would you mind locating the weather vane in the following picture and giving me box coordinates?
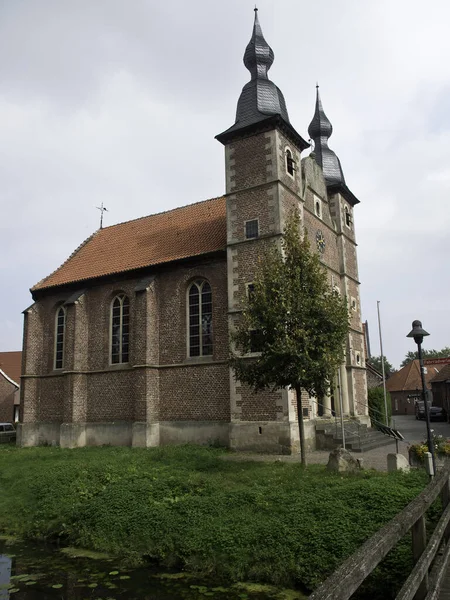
[96,202,108,229]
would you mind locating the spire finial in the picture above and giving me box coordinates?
[243,8,274,80]
[216,8,309,152]
[308,86,346,187]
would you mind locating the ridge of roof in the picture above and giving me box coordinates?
[386,359,443,392]
[32,196,227,293]
[100,195,225,232]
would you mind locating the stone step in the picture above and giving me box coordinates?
[315,420,395,452]
[346,435,394,453]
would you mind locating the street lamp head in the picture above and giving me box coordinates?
[406,320,430,346]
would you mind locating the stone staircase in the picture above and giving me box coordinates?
[315,419,394,453]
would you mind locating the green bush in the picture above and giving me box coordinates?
[368,386,392,426]
[0,445,427,598]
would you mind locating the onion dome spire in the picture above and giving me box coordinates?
[308,85,346,187]
[243,8,275,81]
[216,9,308,151]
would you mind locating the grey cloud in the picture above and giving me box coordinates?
[1,0,450,368]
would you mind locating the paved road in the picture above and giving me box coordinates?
[390,414,450,445]
[224,416,450,472]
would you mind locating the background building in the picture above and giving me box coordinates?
[386,358,448,415]
[0,351,21,423]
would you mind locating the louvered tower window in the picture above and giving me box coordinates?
[285,148,295,176]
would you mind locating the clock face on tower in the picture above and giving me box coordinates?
[316,229,326,254]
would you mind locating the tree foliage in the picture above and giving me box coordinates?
[367,355,396,377]
[230,211,350,464]
[400,347,450,368]
[367,386,392,426]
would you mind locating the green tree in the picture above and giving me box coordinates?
[230,212,350,466]
[400,347,450,368]
[367,355,396,377]
[367,387,392,426]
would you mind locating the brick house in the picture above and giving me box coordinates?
[430,361,450,419]
[386,358,445,416]
[0,351,22,423]
[19,11,368,452]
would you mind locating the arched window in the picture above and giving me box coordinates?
[285,148,295,176]
[344,206,352,228]
[188,280,213,357]
[54,306,66,369]
[110,294,130,364]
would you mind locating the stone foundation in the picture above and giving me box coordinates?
[16,419,319,454]
[230,420,316,454]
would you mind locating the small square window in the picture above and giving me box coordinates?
[245,219,259,239]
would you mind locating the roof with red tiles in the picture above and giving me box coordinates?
[33,197,227,292]
[430,363,450,384]
[386,359,443,393]
[0,351,22,387]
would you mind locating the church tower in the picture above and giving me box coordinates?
[216,10,311,453]
[307,87,368,420]
[216,11,368,452]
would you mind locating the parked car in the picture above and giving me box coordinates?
[415,402,447,421]
[0,423,16,443]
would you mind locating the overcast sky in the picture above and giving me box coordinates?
[1,0,449,368]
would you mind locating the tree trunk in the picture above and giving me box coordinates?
[295,384,307,467]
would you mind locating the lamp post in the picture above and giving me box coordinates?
[406,320,436,475]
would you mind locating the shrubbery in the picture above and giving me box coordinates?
[0,445,428,598]
[368,386,392,426]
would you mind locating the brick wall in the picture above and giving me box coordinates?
[0,376,16,422]
[160,364,229,421]
[23,253,230,436]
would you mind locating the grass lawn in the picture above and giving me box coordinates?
[0,444,429,596]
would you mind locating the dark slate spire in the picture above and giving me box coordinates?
[216,10,308,150]
[243,8,275,81]
[308,85,346,187]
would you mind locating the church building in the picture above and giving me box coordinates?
[19,11,368,452]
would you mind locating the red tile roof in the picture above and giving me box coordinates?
[33,197,227,291]
[0,351,22,386]
[430,363,450,384]
[386,359,443,393]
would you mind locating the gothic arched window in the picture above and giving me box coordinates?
[188,280,213,357]
[54,306,66,370]
[110,294,130,364]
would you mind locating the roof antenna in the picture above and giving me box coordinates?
[96,202,108,229]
